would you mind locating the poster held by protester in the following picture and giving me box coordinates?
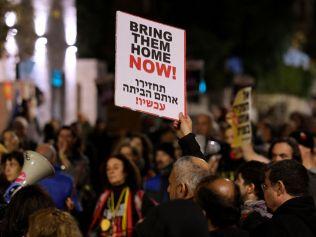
[227,87,252,148]
[115,11,186,120]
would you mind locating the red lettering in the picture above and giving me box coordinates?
[156,62,172,78]
[129,54,176,80]
[143,59,155,73]
[129,54,141,70]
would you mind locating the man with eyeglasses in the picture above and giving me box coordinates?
[243,135,316,206]
[253,159,316,237]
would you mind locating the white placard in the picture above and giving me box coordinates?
[115,11,186,120]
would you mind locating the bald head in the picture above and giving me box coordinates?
[36,144,57,165]
[196,176,241,229]
[208,178,236,202]
[168,156,210,200]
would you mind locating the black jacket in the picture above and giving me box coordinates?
[252,196,316,237]
[307,170,316,206]
[209,226,249,237]
[136,199,209,237]
[178,133,205,159]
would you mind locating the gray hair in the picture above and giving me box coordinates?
[173,156,210,195]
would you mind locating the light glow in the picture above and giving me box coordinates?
[34,12,47,36]
[5,33,18,55]
[33,0,51,36]
[35,37,47,51]
[64,45,77,124]
[5,11,17,27]
[63,5,77,45]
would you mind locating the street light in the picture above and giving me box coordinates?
[5,11,17,27]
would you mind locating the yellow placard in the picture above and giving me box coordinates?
[228,87,252,148]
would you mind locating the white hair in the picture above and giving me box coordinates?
[173,156,210,194]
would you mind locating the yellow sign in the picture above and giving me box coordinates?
[228,87,252,148]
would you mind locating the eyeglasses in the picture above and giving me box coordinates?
[261,181,280,191]
[261,183,268,191]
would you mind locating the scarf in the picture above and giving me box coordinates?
[90,187,144,237]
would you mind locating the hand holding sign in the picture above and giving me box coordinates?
[172,112,192,138]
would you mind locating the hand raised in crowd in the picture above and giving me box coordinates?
[241,142,269,164]
[172,112,192,138]
[57,139,69,155]
[66,197,75,212]
[57,139,72,169]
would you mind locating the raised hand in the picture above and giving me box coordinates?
[172,112,193,138]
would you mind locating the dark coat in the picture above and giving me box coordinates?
[252,196,316,237]
[136,199,209,237]
[209,226,249,237]
[178,133,205,159]
[307,170,316,206]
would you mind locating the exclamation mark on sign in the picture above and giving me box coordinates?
[172,67,176,80]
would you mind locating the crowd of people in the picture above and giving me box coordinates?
[0,98,316,237]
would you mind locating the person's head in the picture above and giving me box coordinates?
[2,129,20,153]
[115,140,140,162]
[235,161,266,202]
[57,126,76,150]
[104,154,140,190]
[158,127,177,144]
[95,118,107,131]
[129,133,152,158]
[43,122,57,144]
[129,133,153,174]
[168,156,210,200]
[262,160,309,212]
[155,143,175,171]
[2,151,24,182]
[195,176,241,230]
[27,207,82,237]
[70,121,83,138]
[268,137,301,163]
[290,131,314,158]
[288,112,307,133]
[36,144,57,165]
[195,113,213,136]
[2,185,55,237]
[12,116,29,138]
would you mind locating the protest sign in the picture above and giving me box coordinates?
[115,11,186,120]
[227,87,252,148]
